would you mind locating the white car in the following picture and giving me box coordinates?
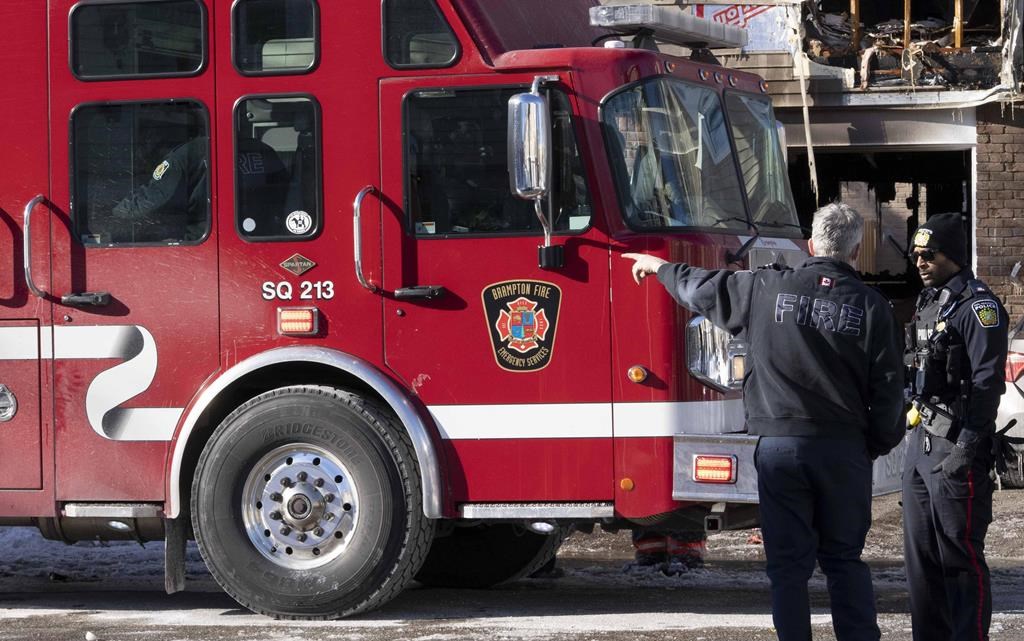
[995,309,1024,487]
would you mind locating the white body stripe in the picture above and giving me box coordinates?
[429,403,612,439]
[613,400,745,437]
[428,400,745,439]
[0,325,181,441]
[0,327,45,360]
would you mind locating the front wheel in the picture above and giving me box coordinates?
[191,386,433,619]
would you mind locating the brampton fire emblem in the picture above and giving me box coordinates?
[482,280,561,372]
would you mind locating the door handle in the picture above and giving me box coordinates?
[394,285,447,300]
[22,194,49,299]
[61,292,111,307]
[353,185,379,293]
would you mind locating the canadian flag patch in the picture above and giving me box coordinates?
[818,276,834,288]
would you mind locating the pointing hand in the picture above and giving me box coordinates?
[622,253,667,285]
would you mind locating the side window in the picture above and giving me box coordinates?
[72,101,210,246]
[70,0,205,79]
[235,96,321,241]
[233,0,318,75]
[404,87,590,237]
[383,0,458,68]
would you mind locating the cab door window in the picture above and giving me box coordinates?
[383,0,458,68]
[71,101,210,246]
[233,0,319,75]
[235,96,321,240]
[70,0,206,79]
[404,87,590,237]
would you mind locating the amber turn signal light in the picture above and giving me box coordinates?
[627,365,648,384]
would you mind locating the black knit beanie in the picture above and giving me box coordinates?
[912,213,966,267]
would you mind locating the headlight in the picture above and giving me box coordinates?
[686,316,746,392]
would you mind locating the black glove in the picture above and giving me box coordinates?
[932,441,976,477]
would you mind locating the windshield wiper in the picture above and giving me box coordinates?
[726,220,759,265]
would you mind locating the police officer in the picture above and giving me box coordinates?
[903,212,1008,641]
[624,202,905,641]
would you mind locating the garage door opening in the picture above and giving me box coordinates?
[788,149,972,319]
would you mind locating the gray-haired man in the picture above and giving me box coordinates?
[624,202,905,641]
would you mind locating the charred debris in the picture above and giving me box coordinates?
[803,0,1020,91]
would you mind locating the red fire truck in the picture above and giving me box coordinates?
[0,0,902,619]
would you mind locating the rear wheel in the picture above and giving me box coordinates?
[191,385,433,619]
[414,523,564,588]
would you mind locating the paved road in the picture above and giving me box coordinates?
[3,555,1024,641]
[4,491,1024,640]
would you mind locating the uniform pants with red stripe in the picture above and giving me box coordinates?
[903,428,993,641]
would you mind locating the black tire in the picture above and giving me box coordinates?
[414,523,564,588]
[1000,449,1024,489]
[191,386,433,619]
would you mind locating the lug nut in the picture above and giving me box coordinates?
[269,510,282,521]
[297,471,308,482]
[270,492,282,502]
[313,527,324,537]
[296,533,307,542]
[281,477,292,488]
[280,525,292,536]
[324,512,335,521]
[324,493,335,503]
[314,478,325,488]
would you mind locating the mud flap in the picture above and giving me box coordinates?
[164,517,186,595]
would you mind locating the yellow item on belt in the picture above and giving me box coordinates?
[907,405,921,428]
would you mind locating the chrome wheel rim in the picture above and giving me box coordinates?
[241,444,358,569]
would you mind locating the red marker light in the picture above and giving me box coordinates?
[278,307,319,336]
[693,455,737,484]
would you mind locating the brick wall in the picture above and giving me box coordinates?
[976,102,1024,322]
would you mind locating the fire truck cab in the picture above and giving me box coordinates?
[0,0,893,619]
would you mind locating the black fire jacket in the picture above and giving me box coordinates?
[656,256,905,457]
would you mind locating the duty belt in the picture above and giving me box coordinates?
[912,399,959,442]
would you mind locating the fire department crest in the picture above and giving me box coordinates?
[482,280,561,372]
[971,300,1000,328]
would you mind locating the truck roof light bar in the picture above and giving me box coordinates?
[589,4,748,50]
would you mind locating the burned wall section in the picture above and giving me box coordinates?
[977,103,1024,320]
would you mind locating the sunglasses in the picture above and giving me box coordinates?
[911,249,937,262]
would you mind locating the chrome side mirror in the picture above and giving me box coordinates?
[508,87,551,200]
[508,76,563,269]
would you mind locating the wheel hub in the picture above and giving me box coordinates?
[281,483,325,528]
[242,444,358,569]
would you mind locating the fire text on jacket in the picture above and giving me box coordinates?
[775,293,864,336]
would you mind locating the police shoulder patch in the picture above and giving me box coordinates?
[152,160,170,181]
[971,299,1000,328]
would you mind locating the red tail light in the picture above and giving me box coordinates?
[1006,352,1024,383]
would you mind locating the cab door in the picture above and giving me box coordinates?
[46,0,218,500]
[380,75,613,504]
[0,3,49,506]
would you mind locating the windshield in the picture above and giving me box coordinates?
[724,92,798,229]
[602,77,798,233]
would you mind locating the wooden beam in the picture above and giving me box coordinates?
[850,0,860,51]
[954,0,963,48]
[904,0,912,48]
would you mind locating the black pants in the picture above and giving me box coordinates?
[903,427,993,641]
[755,435,879,641]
